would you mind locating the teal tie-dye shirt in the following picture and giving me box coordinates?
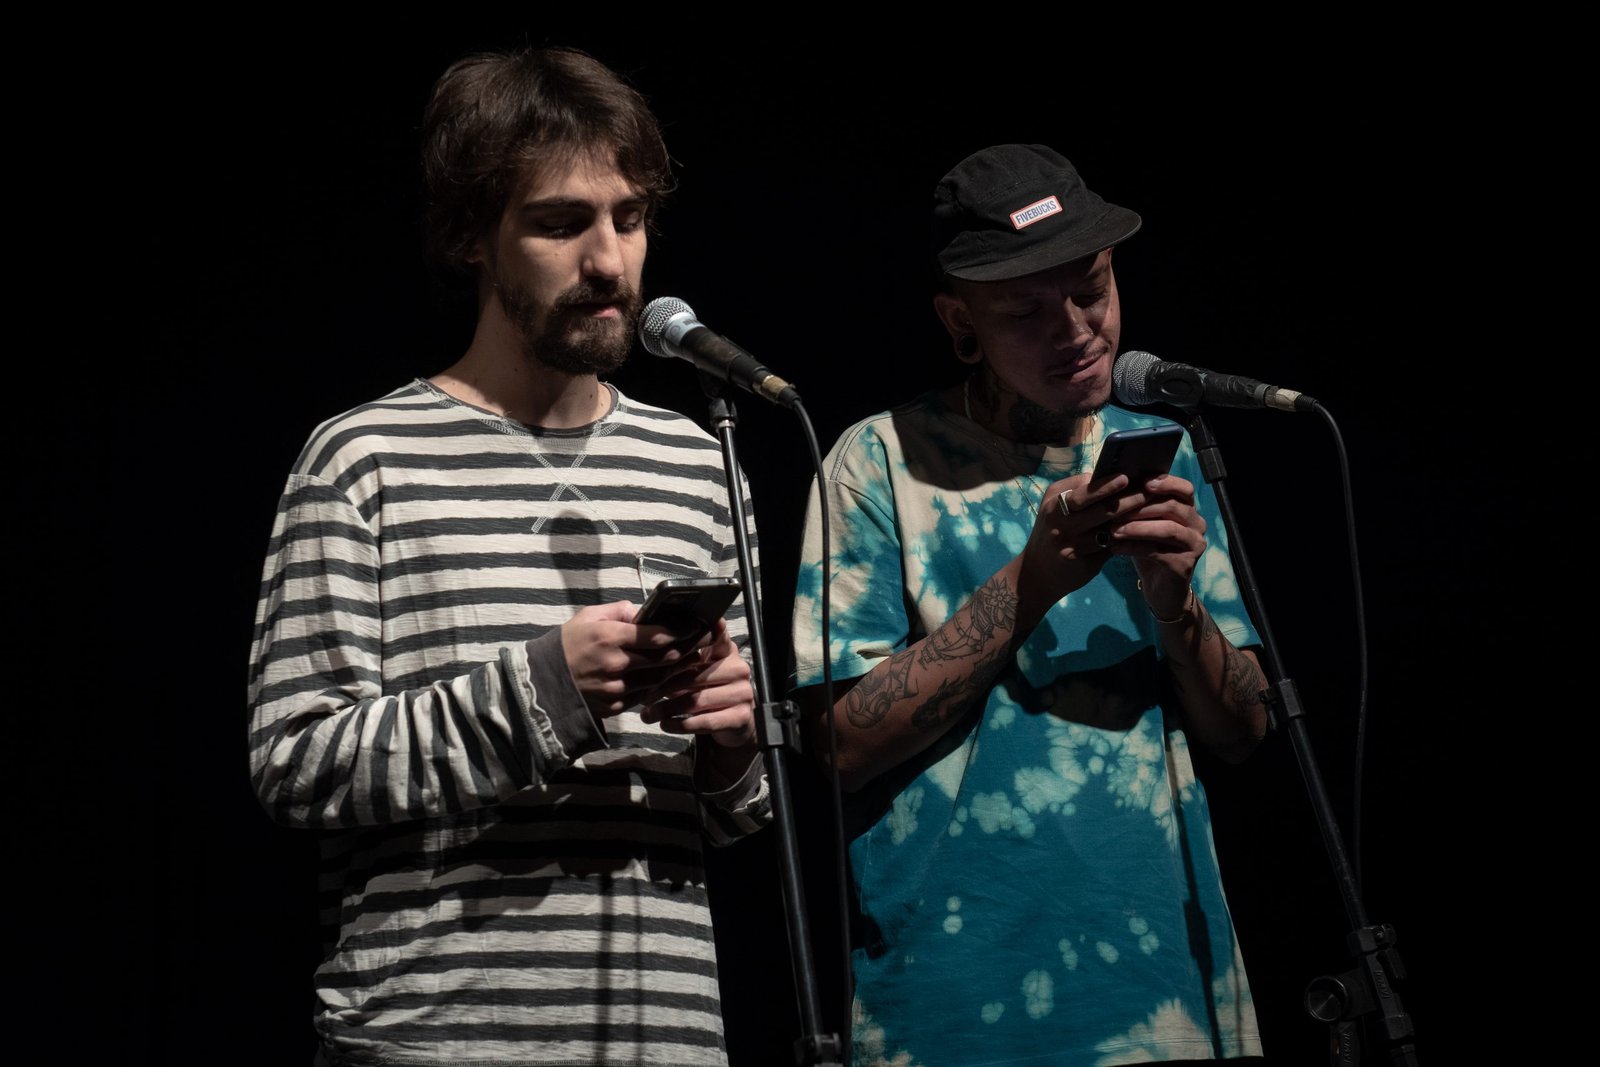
[790,392,1263,1066]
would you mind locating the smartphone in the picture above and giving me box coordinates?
[636,576,742,637]
[1090,425,1184,485]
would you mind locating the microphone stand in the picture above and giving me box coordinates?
[1170,405,1417,1066]
[700,372,842,1067]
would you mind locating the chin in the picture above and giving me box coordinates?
[1046,375,1111,418]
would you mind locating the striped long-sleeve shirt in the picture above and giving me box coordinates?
[248,379,771,1066]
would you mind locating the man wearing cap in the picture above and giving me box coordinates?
[789,145,1269,1064]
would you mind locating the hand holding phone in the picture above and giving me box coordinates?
[635,577,742,640]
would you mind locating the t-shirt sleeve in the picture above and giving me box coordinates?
[788,422,915,692]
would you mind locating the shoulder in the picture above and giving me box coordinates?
[823,393,947,478]
[604,390,732,487]
[291,380,469,482]
[608,390,720,451]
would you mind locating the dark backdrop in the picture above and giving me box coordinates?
[26,23,1521,1066]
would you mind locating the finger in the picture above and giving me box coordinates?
[650,678,753,718]
[1110,499,1203,531]
[630,660,715,707]
[1057,484,1171,533]
[1106,519,1207,554]
[704,619,735,654]
[657,704,756,738]
[612,642,704,675]
[1054,473,1127,514]
[1141,473,1195,501]
[580,600,638,623]
[614,620,707,651]
[1059,533,1116,561]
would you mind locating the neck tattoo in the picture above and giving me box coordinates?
[960,375,1100,521]
[962,376,1040,518]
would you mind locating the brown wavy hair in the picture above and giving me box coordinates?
[421,46,674,277]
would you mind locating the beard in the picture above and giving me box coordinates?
[499,277,642,376]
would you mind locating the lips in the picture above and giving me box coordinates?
[1047,348,1108,379]
[556,300,626,327]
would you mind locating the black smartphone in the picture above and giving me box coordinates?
[1090,425,1184,485]
[636,576,742,637]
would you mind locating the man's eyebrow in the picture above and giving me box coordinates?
[517,197,595,214]
[518,193,650,214]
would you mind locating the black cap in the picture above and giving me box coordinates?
[932,144,1141,282]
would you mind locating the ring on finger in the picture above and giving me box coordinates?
[1057,489,1075,516]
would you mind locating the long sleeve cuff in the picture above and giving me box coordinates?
[520,628,608,765]
[695,740,767,810]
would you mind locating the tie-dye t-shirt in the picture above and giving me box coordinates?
[790,392,1263,1066]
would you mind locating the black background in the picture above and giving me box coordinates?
[24,21,1530,1066]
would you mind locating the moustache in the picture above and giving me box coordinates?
[550,281,641,319]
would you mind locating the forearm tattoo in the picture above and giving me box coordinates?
[1222,639,1266,710]
[1168,605,1221,676]
[844,649,917,729]
[844,577,1019,732]
[917,580,1017,666]
[1169,603,1265,712]
[911,642,1010,730]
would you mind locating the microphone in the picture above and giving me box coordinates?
[638,297,801,408]
[1112,350,1316,413]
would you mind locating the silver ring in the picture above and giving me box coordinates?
[1057,490,1074,516]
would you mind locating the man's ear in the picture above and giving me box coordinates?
[933,291,981,364]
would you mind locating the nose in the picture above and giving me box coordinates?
[1052,300,1094,349]
[581,220,626,282]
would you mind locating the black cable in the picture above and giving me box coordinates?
[792,400,852,1066]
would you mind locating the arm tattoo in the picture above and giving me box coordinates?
[911,642,1010,730]
[1169,606,1221,677]
[845,577,1018,732]
[917,579,1018,666]
[844,648,917,729]
[1222,640,1266,709]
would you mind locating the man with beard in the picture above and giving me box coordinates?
[248,47,769,1066]
[789,145,1269,1064]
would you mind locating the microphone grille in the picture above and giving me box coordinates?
[638,296,694,358]
[1111,350,1159,407]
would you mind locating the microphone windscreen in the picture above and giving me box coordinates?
[1111,350,1160,407]
[638,296,694,358]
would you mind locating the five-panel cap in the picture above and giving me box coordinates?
[932,144,1141,282]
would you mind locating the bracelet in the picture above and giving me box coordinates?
[1148,585,1196,625]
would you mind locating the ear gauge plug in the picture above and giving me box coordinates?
[956,334,980,361]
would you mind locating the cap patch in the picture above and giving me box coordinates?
[1010,195,1062,230]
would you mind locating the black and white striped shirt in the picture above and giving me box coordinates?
[248,380,770,1066]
